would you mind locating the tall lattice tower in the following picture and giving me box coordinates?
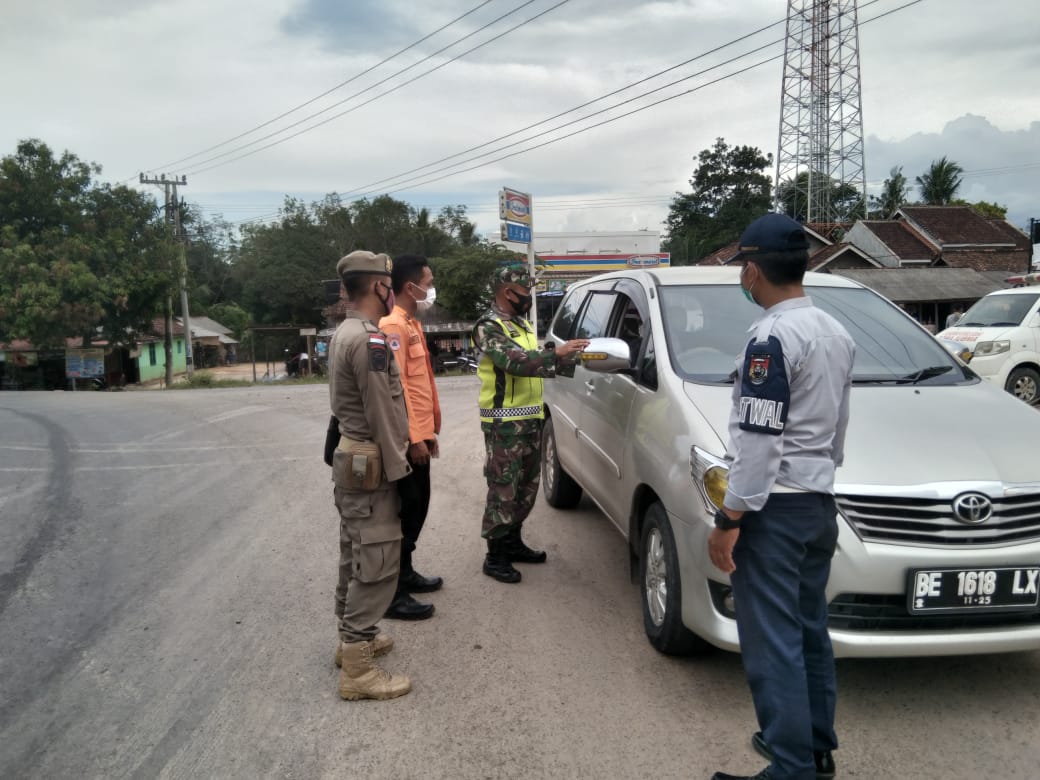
[775,0,866,228]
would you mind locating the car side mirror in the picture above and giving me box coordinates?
[580,337,631,373]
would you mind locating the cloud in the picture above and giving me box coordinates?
[867,115,1040,228]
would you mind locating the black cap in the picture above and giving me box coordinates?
[727,213,809,264]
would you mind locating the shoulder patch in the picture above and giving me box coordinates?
[387,333,401,352]
[738,335,789,436]
[368,335,388,372]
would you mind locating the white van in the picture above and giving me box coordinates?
[939,287,1040,404]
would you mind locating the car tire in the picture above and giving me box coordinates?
[541,416,582,509]
[639,501,706,655]
[1006,366,1040,404]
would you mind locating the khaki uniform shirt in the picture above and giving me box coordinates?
[328,310,411,482]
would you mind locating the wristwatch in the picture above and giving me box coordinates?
[713,507,742,530]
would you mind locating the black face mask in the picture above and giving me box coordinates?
[508,290,533,315]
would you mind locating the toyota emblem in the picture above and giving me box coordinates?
[952,493,993,524]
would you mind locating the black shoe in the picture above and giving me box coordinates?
[710,770,772,780]
[383,592,435,620]
[483,553,522,583]
[483,538,522,583]
[752,732,835,779]
[400,569,443,593]
[502,528,547,563]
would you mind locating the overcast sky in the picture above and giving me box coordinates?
[2,0,1038,242]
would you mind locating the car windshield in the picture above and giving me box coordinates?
[659,284,972,385]
[955,293,1039,328]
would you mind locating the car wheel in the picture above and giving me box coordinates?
[1005,366,1040,404]
[541,416,582,508]
[639,501,706,655]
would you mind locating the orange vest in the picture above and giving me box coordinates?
[379,305,441,443]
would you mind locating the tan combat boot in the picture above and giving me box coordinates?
[334,633,392,667]
[338,640,411,701]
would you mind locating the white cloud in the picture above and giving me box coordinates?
[2,0,1037,238]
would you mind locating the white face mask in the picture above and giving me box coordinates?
[411,282,436,312]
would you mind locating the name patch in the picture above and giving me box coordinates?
[738,335,789,436]
[368,335,388,372]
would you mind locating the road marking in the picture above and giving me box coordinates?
[141,405,271,442]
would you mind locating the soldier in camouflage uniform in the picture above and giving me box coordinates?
[473,264,589,583]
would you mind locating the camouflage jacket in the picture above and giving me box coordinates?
[473,305,580,379]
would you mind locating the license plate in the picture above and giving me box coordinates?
[907,566,1040,614]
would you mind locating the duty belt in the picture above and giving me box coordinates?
[479,405,541,419]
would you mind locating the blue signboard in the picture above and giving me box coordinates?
[501,222,531,243]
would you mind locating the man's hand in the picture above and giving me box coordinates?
[408,440,431,465]
[555,339,590,359]
[428,437,440,459]
[708,527,740,574]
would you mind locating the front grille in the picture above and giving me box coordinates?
[828,593,1040,632]
[835,493,1040,546]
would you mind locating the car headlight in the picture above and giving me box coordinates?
[974,340,1010,357]
[691,446,729,511]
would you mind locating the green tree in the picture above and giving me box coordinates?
[777,171,865,223]
[949,199,1008,219]
[663,138,773,264]
[0,139,176,348]
[206,301,251,340]
[869,166,911,219]
[916,156,964,205]
[234,197,331,325]
[430,243,522,320]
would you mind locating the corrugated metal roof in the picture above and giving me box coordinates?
[832,268,1009,302]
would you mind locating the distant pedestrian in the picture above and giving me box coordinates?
[945,306,964,329]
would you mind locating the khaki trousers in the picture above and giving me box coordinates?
[333,485,402,643]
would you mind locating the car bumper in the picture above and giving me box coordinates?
[677,511,1040,658]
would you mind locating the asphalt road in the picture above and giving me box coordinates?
[1,381,1039,779]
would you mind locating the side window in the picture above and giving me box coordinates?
[575,292,618,339]
[611,295,645,365]
[640,333,658,390]
[550,289,586,340]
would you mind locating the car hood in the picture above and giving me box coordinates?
[939,325,1016,347]
[683,379,1039,486]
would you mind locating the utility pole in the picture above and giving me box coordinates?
[140,173,193,382]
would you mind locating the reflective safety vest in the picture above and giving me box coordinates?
[477,315,544,423]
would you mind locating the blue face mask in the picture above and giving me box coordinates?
[740,265,758,306]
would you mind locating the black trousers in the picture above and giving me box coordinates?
[397,459,431,579]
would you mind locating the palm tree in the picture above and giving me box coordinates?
[915,157,964,205]
[870,166,910,218]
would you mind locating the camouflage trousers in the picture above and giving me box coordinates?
[481,419,543,539]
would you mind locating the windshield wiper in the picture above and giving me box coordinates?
[899,365,954,384]
[853,366,955,385]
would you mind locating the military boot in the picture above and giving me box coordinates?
[482,537,522,583]
[337,640,411,701]
[502,525,548,563]
[334,633,393,668]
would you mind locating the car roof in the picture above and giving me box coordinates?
[981,287,1040,296]
[568,266,863,289]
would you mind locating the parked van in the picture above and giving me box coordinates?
[939,287,1040,404]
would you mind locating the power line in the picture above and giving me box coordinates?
[133,1,498,179]
[234,0,915,226]
[182,0,571,178]
[364,0,924,199]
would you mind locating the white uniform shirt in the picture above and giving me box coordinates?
[723,297,855,513]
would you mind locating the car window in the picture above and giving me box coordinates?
[957,293,1040,328]
[574,292,618,339]
[659,284,971,386]
[550,288,587,340]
